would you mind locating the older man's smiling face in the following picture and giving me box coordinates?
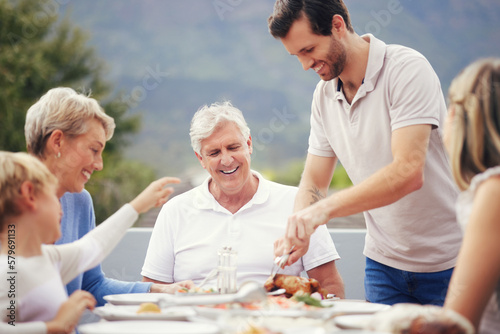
[196,121,253,196]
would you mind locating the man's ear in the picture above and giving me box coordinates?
[18,181,37,210]
[331,14,345,35]
[195,152,206,169]
[247,135,253,155]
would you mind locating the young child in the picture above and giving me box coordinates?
[0,151,179,333]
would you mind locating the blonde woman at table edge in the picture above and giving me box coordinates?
[22,87,192,308]
[442,58,500,333]
[0,151,180,333]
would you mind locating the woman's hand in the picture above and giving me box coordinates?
[130,177,181,214]
[45,290,96,334]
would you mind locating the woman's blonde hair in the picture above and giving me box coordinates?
[25,87,116,158]
[447,58,500,190]
[0,151,58,231]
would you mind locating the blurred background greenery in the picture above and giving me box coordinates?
[1,0,499,223]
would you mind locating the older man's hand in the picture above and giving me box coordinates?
[150,280,195,294]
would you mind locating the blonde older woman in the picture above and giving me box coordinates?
[24,87,192,307]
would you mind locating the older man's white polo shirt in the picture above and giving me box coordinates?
[141,170,339,286]
[308,34,461,272]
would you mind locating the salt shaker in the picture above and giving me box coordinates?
[217,246,238,294]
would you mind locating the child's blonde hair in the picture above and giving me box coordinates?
[0,151,58,230]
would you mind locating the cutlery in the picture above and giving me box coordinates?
[266,288,286,296]
[158,281,266,307]
[197,268,218,289]
[270,245,295,278]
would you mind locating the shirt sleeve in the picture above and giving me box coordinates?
[0,322,47,334]
[80,264,152,306]
[388,54,444,131]
[308,81,337,158]
[141,203,176,282]
[44,204,139,285]
[302,225,340,272]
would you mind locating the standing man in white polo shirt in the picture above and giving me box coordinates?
[268,0,462,306]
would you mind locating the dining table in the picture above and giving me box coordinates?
[76,283,392,334]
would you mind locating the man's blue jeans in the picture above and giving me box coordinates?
[364,257,454,306]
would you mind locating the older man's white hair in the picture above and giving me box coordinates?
[190,101,251,155]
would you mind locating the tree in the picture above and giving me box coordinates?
[0,0,156,223]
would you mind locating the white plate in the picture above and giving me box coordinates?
[103,293,172,305]
[218,314,326,333]
[195,305,335,320]
[195,300,388,320]
[320,300,390,314]
[94,304,196,321]
[333,314,374,330]
[78,320,220,334]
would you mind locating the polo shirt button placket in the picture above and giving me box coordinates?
[229,215,241,236]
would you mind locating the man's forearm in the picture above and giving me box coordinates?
[293,154,337,213]
[293,184,327,213]
[316,158,424,221]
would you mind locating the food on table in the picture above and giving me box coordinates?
[177,286,217,294]
[237,324,272,334]
[204,293,328,311]
[367,303,474,334]
[291,291,326,308]
[264,274,327,298]
[136,302,161,314]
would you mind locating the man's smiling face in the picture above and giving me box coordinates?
[281,15,347,81]
[196,121,253,196]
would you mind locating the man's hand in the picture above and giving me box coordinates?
[150,280,195,294]
[274,236,309,267]
[46,290,96,334]
[278,202,330,266]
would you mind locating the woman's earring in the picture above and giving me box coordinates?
[56,152,61,158]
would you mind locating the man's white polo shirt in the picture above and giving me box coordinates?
[141,170,339,286]
[308,34,462,272]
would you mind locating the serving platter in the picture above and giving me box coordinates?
[333,314,374,330]
[103,293,168,305]
[195,298,389,320]
[94,304,196,321]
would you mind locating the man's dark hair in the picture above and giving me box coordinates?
[268,0,354,39]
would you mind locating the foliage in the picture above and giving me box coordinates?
[85,158,156,225]
[264,159,353,189]
[0,0,155,223]
[329,163,353,189]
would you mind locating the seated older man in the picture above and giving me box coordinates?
[141,101,345,297]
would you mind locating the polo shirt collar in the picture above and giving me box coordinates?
[361,33,386,94]
[192,170,270,214]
